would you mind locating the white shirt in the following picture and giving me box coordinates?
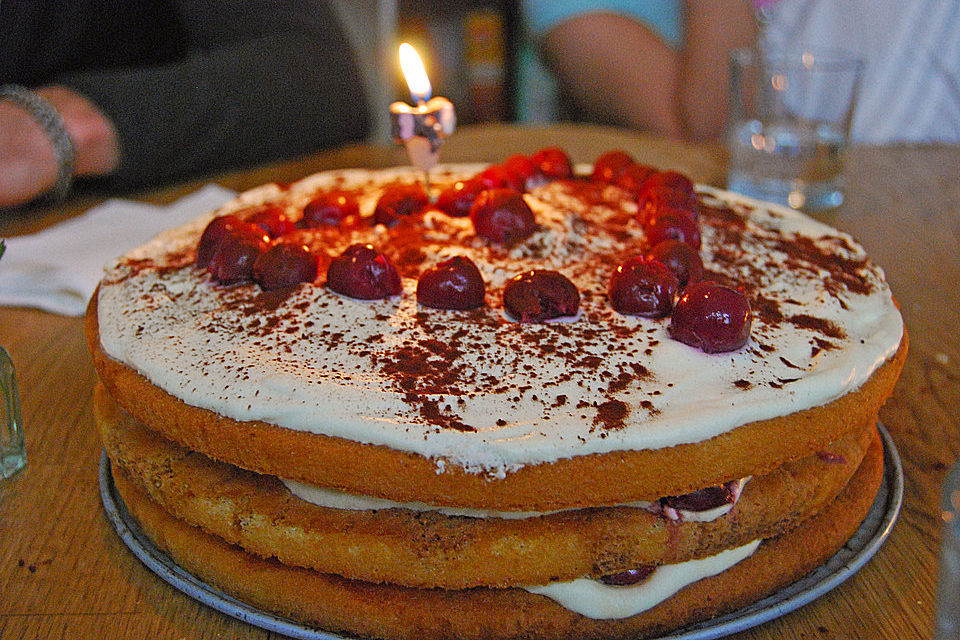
[760,0,960,143]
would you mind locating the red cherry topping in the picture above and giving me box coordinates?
[503,270,580,323]
[591,150,634,183]
[303,191,359,227]
[326,243,402,300]
[644,210,701,250]
[531,147,573,180]
[206,223,270,284]
[416,256,486,310]
[247,205,295,238]
[436,179,486,218]
[669,282,752,353]
[196,214,242,268]
[476,164,524,192]
[372,183,429,227]
[599,565,656,586]
[253,243,318,291]
[615,163,656,197]
[608,257,679,318]
[639,170,695,199]
[637,184,699,226]
[646,240,704,288]
[661,480,740,513]
[502,154,538,187]
[470,189,537,245]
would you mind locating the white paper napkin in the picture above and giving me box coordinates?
[0,184,236,316]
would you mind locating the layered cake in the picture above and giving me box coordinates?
[87,147,906,639]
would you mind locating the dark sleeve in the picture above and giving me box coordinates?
[53,1,369,190]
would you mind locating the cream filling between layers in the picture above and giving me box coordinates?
[283,476,758,619]
[97,167,904,477]
[525,539,762,619]
[282,477,746,522]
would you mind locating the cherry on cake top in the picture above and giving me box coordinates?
[416,256,486,310]
[189,147,755,352]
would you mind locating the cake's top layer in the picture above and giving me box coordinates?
[96,164,903,477]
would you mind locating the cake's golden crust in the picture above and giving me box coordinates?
[87,289,907,511]
[111,432,884,640]
[97,384,875,589]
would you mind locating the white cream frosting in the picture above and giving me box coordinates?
[524,539,762,619]
[96,165,903,478]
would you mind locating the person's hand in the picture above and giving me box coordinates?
[0,86,118,208]
[0,98,59,207]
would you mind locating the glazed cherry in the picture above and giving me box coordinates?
[661,480,739,513]
[615,163,656,196]
[436,179,486,218]
[646,240,704,288]
[477,164,524,192]
[303,191,359,227]
[502,154,538,187]
[372,183,429,227]
[644,211,701,250]
[639,170,695,199]
[207,223,270,284]
[637,184,699,226]
[196,214,242,268]
[591,150,634,183]
[326,243,402,300]
[470,189,537,245]
[599,565,655,586]
[253,243,318,291]
[247,205,295,238]
[608,257,679,318]
[416,256,486,310]
[531,147,573,180]
[503,270,580,323]
[669,282,752,353]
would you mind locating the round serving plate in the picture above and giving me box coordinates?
[99,424,904,640]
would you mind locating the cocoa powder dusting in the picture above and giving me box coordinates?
[416,398,476,432]
[787,314,846,339]
[594,399,629,430]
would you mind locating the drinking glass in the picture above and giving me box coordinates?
[935,461,960,639]
[0,345,26,478]
[726,46,863,211]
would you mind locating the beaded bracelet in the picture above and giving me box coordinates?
[0,84,77,201]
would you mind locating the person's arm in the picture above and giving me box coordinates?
[0,0,368,207]
[56,25,369,191]
[539,2,755,140]
[0,86,118,207]
[679,0,756,140]
[56,0,368,191]
[542,12,684,137]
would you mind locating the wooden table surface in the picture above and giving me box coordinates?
[1,123,957,639]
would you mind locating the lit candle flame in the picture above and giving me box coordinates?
[399,42,432,103]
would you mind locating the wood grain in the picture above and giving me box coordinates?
[1,124,957,639]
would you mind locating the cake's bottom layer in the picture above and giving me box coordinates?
[110,432,883,640]
[96,383,877,590]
